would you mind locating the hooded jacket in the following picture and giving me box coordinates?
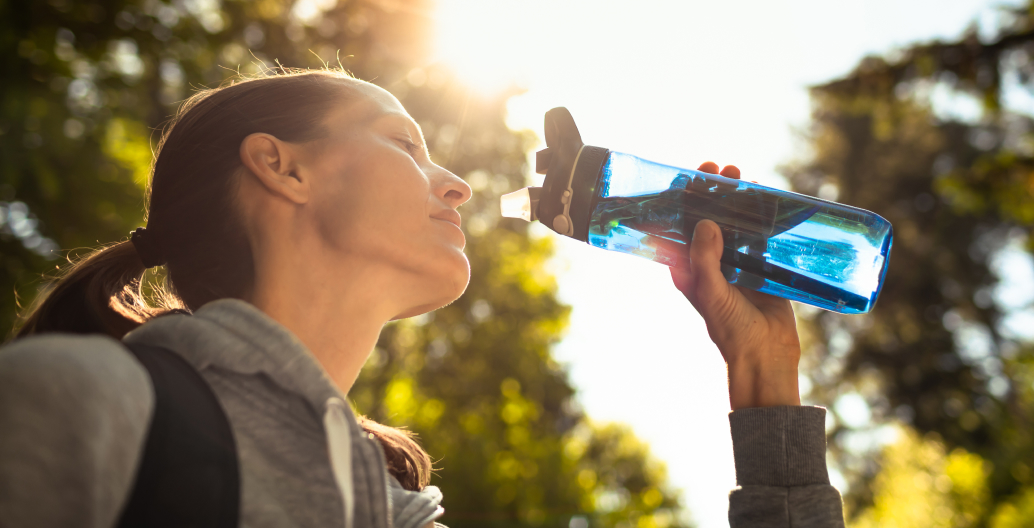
[0,299,843,527]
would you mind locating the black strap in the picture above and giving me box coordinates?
[117,343,240,528]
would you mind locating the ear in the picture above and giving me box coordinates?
[239,133,309,204]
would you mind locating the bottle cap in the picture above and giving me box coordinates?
[498,107,609,241]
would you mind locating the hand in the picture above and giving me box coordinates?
[670,162,802,411]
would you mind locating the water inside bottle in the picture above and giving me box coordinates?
[587,153,893,314]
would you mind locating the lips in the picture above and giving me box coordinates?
[431,209,462,229]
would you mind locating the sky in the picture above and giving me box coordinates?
[430,1,1027,527]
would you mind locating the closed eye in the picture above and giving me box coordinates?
[397,138,421,157]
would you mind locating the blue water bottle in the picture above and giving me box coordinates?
[500,108,893,314]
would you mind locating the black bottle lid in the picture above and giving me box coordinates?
[533,108,609,242]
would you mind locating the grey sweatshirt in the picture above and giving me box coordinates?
[0,299,844,527]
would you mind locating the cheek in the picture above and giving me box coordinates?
[310,152,432,255]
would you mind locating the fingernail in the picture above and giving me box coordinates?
[694,221,714,240]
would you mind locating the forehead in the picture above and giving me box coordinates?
[333,81,415,130]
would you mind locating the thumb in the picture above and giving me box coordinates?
[688,220,733,315]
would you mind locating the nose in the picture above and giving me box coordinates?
[433,166,472,208]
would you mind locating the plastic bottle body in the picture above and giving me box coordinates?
[587,152,893,314]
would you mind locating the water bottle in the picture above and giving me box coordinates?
[500,108,893,314]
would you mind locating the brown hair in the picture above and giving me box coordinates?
[14,70,432,491]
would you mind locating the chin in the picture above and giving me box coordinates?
[438,247,471,296]
[392,254,470,320]
[392,292,462,320]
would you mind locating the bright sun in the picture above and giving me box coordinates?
[431,0,553,96]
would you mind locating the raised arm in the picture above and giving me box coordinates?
[670,162,845,528]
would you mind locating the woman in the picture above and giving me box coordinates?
[0,71,844,527]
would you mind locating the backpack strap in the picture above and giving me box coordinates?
[117,343,240,528]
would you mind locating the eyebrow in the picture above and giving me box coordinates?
[380,113,426,149]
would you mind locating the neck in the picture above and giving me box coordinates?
[250,256,397,394]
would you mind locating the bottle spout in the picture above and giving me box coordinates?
[500,186,542,222]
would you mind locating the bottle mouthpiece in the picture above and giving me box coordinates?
[500,187,541,222]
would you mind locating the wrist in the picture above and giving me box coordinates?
[727,358,801,410]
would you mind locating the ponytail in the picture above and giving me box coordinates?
[357,415,433,490]
[15,241,180,339]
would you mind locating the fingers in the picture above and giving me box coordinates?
[670,261,692,292]
[669,237,693,293]
[698,162,742,180]
[697,161,720,174]
[688,220,734,317]
[677,160,739,303]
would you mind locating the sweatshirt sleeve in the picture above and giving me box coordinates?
[727,406,844,528]
[0,334,154,528]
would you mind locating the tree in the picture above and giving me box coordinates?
[0,1,688,526]
[782,2,1034,522]
[849,426,1034,528]
[852,428,992,528]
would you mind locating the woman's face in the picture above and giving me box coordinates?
[301,81,472,318]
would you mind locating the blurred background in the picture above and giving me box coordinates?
[2,0,1034,527]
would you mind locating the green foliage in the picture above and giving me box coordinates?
[784,1,1034,522]
[0,0,688,526]
[991,486,1034,528]
[568,422,683,528]
[851,426,1034,528]
[851,428,991,528]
